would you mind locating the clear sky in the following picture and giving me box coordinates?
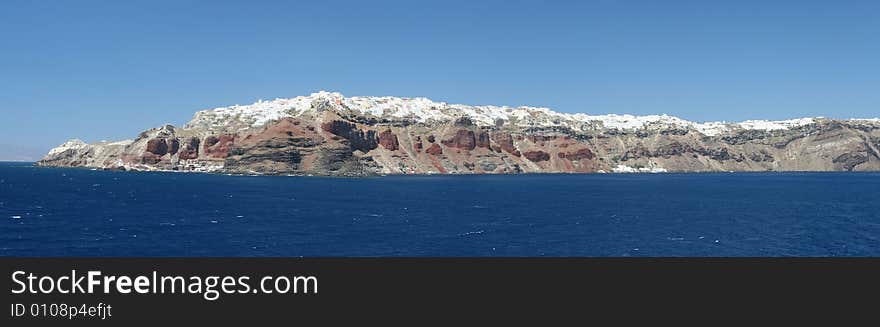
[1,0,878,159]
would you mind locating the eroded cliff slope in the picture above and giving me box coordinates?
[37,91,880,175]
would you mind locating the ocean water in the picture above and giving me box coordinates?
[1,162,879,256]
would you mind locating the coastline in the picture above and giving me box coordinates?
[16,161,880,178]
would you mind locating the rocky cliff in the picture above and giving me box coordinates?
[37,91,880,175]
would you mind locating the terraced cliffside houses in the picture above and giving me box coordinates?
[38,91,880,175]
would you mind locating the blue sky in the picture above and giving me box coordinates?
[1,0,878,159]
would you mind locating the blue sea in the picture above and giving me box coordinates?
[1,162,878,256]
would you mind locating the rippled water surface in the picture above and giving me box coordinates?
[2,162,879,256]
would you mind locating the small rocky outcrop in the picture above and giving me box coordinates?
[527,135,556,143]
[141,154,162,165]
[559,148,595,161]
[425,143,443,156]
[523,150,550,162]
[748,150,775,162]
[413,136,423,152]
[833,152,869,171]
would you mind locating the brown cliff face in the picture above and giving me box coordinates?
[491,132,521,157]
[523,150,550,162]
[178,137,200,160]
[442,129,476,150]
[146,138,168,155]
[425,143,443,156]
[476,131,490,149]
[167,138,180,155]
[378,130,399,151]
[216,117,376,176]
[204,135,235,158]
[559,148,595,161]
[321,120,378,152]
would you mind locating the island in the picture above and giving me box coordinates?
[38,91,880,176]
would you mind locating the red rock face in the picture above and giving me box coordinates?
[442,129,476,150]
[141,138,167,163]
[146,138,168,155]
[204,135,235,158]
[523,150,550,162]
[559,148,595,161]
[167,138,180,155]
[378,130,399,151]
[178,137,200,160]
[425,143,443,156]
[492,132,521,157]
[241,118,312,143]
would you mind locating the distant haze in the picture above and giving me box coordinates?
[0,144,43,162]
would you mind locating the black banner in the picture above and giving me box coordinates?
[2,258,878,324]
